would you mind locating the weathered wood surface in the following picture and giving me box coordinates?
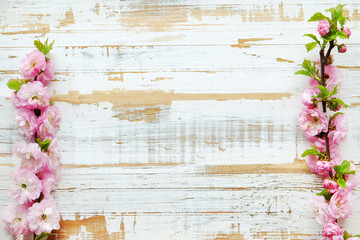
[1,0,360,239]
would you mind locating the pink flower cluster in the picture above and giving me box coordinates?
[299,35,358,240]
[3,46,61,238]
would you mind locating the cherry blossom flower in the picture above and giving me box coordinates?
[27,198,60,235]
[328,114,347,147]
[17,81,50,110]
[323,221,343,239]
[299,108,328,136]
[37,60,54,86]
[329,190,354,219]
[313,195,334,226]
[301,89,317,108]
[37,105,61,140]
[8,168,42,204]
[323,179,339,194]
[15,108,38,140]
[318,20,330,36]
[316,161,333,178]
[2,204,31,236]
[19,50,46,80]
[13,141,47,173]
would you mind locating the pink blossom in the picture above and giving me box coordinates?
[301,89,317,108]
[12,141,47,173]
[325,65,342,92]
[330,147,342,166]
[27,198,60,235]
[323,221,343,239]
[20,50,46,80]
[44,138,61,171]
[37,60,54,85]
[329,114,348,146]
[338,44,347,53]
[316,161,333,178]
[299,108,328,136]
[323,179,339,193]
[15,108,38,140]
[329,190,353,219]
[37,105,61,140]
[305,155,318,173]
[2,204,30,236]
[8,168,42,204]
[40,171,57,198]
[313,195,334,226]
[318,20,330,36]
[309,64,342,92]
[17,81,50,110]
[345,163,358,192]
[11,92,22,108]
[343,27,351,37]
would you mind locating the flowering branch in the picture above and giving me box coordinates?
[297,5,359,240]
[2,39,61,239]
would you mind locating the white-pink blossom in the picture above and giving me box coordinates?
[329,190,354,219]
[15,108,38,140]
[313,195,334,226]
[12,141,47,173]
[37,105,61,140]
[323,221,343,239]
[8,168,42,204]
[27,198,60,235]
[2,204,30,236]
[37,60,54,85]
[316,161,333,178]
[301,89,317,108]
[299,108,328,136]
[328,114,347,146]
[16,81,50,110]
[19,50,46,80]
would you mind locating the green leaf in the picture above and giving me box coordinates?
[34,40,45,52]
[7,79,24,92]
[316,189,332,201]
[306,42,318,52]
[353,235,360,237]
[348,170,357,175]
[294,70,312,77]
[41,139,51,151]
[337,178,346,189]
[343,231,350,240]
[338,16,346,27]
[304,34,320,44]
[329,98,348,108]
[329,85,338,96]
[317,85,330,97]
[340,160,351,173]
[302,59,312,72]
[334,165,341,174]
[301,146,323,158]
[308,12,328,22]
[338,31,349,39]
[326,7,337,21]
[35,232,52,240]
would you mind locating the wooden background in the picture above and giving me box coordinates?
[1,0,360,239]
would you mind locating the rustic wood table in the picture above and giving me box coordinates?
[1,0,359,239]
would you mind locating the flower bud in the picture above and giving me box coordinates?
[342,26,351,37]
[318,20,330,36]
[338,44,347,53]
[323,179,339,193]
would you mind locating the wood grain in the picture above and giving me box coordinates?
[1,0,360,239]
